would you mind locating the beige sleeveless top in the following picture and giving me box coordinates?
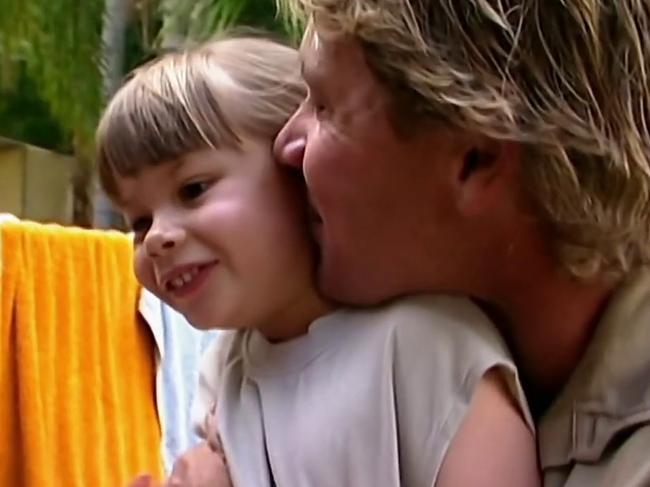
[193,294,533,487]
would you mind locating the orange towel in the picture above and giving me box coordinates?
[0,221,162,486]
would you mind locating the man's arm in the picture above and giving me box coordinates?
[436,369,541,487]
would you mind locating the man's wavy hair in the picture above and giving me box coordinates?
[280,0,650,280]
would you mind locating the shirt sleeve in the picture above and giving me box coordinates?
[388,295,526,485]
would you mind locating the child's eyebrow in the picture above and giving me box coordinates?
[170,158,187,175]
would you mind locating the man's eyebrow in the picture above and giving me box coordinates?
[299,58,306,78]
[300,57,310,80]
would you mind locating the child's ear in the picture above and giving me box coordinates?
[453,138,521,217]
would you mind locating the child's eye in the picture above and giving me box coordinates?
[129,217,152,243]
[178,180,211,202]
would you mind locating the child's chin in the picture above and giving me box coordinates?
[185,314,227,332]
[185,316,215,331]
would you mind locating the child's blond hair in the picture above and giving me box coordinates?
[96,35,305,199]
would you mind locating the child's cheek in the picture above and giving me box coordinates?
[133,251,157,293]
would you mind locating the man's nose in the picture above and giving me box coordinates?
[273,112,306,170]
[143,218,185,258]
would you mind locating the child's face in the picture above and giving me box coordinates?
[116,138,326,338]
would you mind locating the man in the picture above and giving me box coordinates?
[272,1,650,485]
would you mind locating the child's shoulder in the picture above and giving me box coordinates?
[337,294,506,355]
[347,294,493,332]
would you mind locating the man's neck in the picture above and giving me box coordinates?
[485,257,613,416]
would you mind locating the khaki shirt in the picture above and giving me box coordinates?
[540,269,650,487]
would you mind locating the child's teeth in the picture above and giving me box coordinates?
[167,266,204,290]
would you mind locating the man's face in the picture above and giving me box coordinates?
[274,32,473,304]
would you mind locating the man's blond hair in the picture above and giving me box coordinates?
[281,0,650,280]
[96,35,305,199]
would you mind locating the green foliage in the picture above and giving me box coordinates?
[0,61,68,151]
[156,0,302,48]
[0,0,105,158]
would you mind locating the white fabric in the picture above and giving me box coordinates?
[193,294,532,487]
[0,213,18,224]
[139,289,220,473]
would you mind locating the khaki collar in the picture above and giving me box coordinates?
[539,269,650,469]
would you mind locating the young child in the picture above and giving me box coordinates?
[96,36,539,487]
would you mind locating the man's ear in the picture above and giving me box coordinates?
[453,138,521,217]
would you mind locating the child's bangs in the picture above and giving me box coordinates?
[96,56,240,197]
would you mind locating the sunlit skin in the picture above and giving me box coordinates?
[116,138,332,342]
[275,33,481,304]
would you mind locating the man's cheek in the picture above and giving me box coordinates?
[304,151,340,199]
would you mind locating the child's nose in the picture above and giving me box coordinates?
[144,222,184,258]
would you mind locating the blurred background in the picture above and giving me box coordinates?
[0,0,300,228]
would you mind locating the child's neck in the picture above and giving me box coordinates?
[259,292,336,343]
